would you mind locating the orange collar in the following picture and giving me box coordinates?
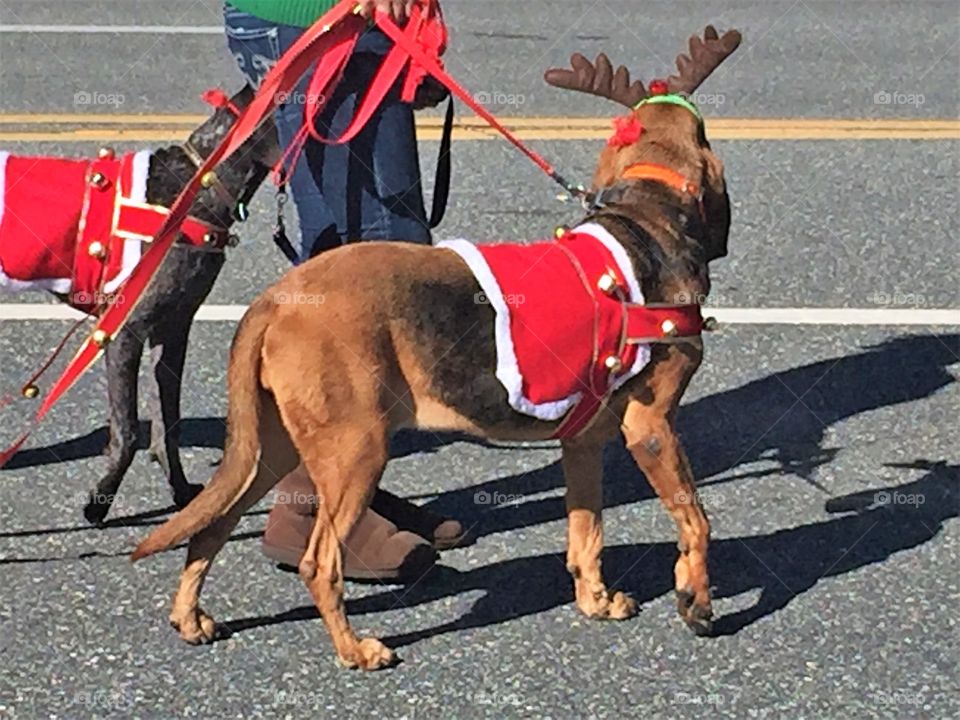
[621,162,700,198]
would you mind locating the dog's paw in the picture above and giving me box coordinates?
[676,588,713,636]
[578,589,639,621]
[170,607,221,645]
[607,590,639,620]
[339,638,398,671]
[82,492,112,527]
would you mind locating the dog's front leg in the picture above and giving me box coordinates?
[621,352,713,635]
[562,437,638,620]
[84,330,144,525]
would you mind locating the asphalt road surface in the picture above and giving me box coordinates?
[0,1,958,718]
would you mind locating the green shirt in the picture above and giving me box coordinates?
[227,1,338,28]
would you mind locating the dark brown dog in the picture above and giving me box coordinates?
[0,86,279,524]
[132,26,741,670]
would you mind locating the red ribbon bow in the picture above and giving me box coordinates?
[608,114,644,147]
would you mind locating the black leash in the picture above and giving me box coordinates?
[428,96,454,229]
[271,185,300,264]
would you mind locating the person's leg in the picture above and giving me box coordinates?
[303,32,431,251]
[224,4,339,260]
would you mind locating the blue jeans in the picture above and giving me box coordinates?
[224,4,431,261]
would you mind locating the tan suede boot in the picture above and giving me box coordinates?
[262,466,437,582]
[371,489,470,549]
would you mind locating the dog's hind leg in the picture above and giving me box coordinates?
[146,328,203,509]
[621,347,713,635]
[84,329,145,525]
[293,422,394,670]
[169,397,298,644]
[562,436,638,620]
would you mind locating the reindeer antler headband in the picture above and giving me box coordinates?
[543,25,742,113]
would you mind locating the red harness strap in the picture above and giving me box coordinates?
[549,227,704,440]
[115,203,226,249]
[72,152,227,314]
[550,163,708,439]
[71,155,123,312]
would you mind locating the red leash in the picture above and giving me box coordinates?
[374,10,582,196]
[0,0,581,466]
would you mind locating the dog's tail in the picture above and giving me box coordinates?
[131,295,273,561]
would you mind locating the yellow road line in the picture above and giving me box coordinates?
[0,113,206,124]
[2,115,957,130]
[0,116,956,142]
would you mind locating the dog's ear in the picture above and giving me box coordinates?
[700,147,730,261]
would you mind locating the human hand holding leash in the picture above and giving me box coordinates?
[356,0,417,23]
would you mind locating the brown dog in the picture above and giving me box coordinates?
[132,26,741,670]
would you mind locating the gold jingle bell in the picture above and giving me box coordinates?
[554,226,569,239]
[200,171,218,189]
[22,384,40,399]
[92,329,110,347]
[661,319,678,337]
[604,355,623,372]
[597,272,619,295]
[97,146,115,160]
[90,171,108,188]
[87,240,106,259]
[703,316,719,332]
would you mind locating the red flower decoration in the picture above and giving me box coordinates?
[648,79,669,95]
[608,114,643,147]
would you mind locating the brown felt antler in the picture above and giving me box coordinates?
[543,52,648,108]
[667,25,742,95]
[544,25,741,107]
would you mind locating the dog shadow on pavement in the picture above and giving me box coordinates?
[378,459,957,645]
[422,333,960,539]
[2,421,460,470]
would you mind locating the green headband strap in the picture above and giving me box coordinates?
[634,94,703,125]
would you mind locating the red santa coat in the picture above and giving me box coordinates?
[0,150,149,309]
[440,223,654,431]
